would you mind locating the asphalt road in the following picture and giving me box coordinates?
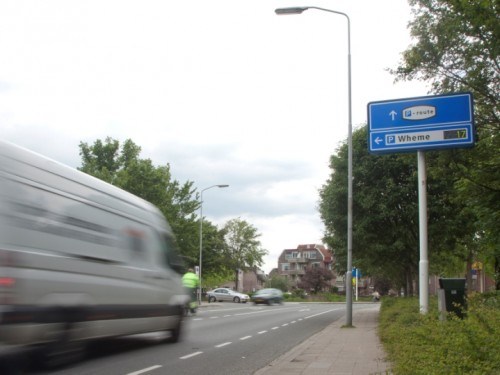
[12,302,368,375]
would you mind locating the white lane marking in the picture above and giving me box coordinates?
[271,326,279,330]
[126,365,162,375]
[210,316,219,319]
[215,342,232,348]
[298,318,303,321]
[291,321,297,324]
[223,314,232,317]
[234,310,276,317]
[192,318,203,321]
[304,309,336,319]
[240,335,252,340]
[258,330,267,334]
[180,352,203,359]
[282,323,288,327]
[198,306,261,313]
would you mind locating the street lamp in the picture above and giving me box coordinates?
[275,6,354,326]
[199,184,229,304]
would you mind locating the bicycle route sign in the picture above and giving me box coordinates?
[367,93,475,154]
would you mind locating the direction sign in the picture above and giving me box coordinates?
[368,93,474,153]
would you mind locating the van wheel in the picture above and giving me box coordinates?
[165,311,183,343]
[168,320,182,343]
[33,323,85,370]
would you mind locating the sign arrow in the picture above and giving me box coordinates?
[375,137,383,145]
[389,110,397,120]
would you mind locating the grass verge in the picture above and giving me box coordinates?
[378,292,500,374]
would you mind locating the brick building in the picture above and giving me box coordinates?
[277,244,335,289]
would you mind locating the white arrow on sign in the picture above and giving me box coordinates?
[375,137,383,145]
[389,110,397,120]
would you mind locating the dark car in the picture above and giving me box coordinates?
[252,288,284,305]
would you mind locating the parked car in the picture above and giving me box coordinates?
[206,288,249,303]
[252,288,284,305]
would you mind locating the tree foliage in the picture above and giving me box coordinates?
[221,218,268,290]
[265,276,289,292]
[297,267,333,294]
[391,0,499,288]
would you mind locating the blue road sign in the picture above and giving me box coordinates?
[368,93,474,153]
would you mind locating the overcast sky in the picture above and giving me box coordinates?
[1,0,428,273]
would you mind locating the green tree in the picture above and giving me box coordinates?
[265,276,289,291]
[79,137,121,183]
[221,218,268,290]
[199,220,233,282]
[392,0,499,288]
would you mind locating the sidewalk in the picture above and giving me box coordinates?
[253,304,391,375]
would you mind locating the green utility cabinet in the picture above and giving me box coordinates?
[438,278,467,320]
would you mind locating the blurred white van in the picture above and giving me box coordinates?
[0,140,189,366]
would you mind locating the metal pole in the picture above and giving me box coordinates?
[345,12,353,326]
[198,191,204,305]
[417,151,429,313]
[275,5,354,326]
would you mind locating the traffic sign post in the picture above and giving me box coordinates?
[368,93,474,154]
[366,93,475,314]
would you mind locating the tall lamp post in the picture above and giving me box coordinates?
[199,184,229,304]
[275,6,354,326]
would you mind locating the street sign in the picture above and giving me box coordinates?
[352,268,361,278]
[368,93,474,153]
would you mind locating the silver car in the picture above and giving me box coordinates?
[206,288,249,303]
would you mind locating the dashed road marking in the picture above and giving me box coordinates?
[304,309,336,319]
[180,352,203,359]
[126,365,162,375]
[215,342,232,348]
[179,308,333,362]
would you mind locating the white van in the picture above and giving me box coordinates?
[0,140,189,366]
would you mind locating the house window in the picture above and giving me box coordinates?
[312,262,320,268]
[302,251,316,259]
[282,263,290,271]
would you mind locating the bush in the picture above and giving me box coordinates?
[379,292,500,374]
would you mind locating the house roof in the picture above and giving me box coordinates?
[280,244,333,263]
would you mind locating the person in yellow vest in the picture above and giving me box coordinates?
[182,268,200,314]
